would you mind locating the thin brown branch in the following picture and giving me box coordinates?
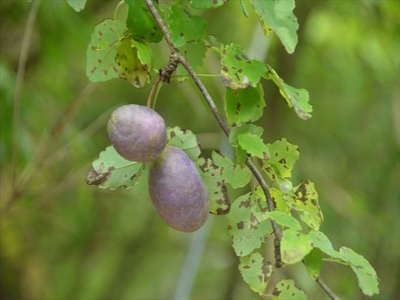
[143,1,340,299]
[10,0,41,198]
[316,278,341,300]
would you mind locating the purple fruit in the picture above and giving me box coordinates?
[149,146,209,232]
[107,104,167,162]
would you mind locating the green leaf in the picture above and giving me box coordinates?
[265,211,301,231]
[251,0,299,54]
[303,249,323,280]
[66,0,87,12]
[266,65,312,120]
[115,38,151,88]
[166,4,207,48]
[339,247,379,296]
[86,146,144,190]
[219,43,267,89]
[86,19,126,82]
[238,133,269,159]
[281,229,313,264]
[225,85,265,125]
[270,187,290,213]
[309,231,340,258]
[167,127,201,161]
[197,157,229,215]
[239,252,272,296]
[309,232,379,296]
[212,151,251,189]
[228,191,271,256]
[272,279,307,300]
[262,138,299,181]
[125,0,163,43]
[191,0,226,9]
[174,41,207,81]
[229,124,264,146]
[292,180,323,230]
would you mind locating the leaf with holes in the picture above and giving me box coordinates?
[115,39,151,88]
[125,0,162,42]
[167,127,201,161]
[262,138,299,181]
[309,232,379,296]
[292,180,323,230]
[229,124,264,164]
[225,85,265,125]
[66,0,87,11]
[228,191,271,256]
[272,279,307,300]
[87,146,145,190]
[339,247,379,296]
[270,187,290,213]
[239,252,272,296]
[219,43,267,89]
[251,0,299,54]
[166,4,207,48]
[281,229,313,264]
[238,133,269,159]
[197,157,229,215]
[211,151,251,189]
[86,19,126,82]
[266,65,312,120]
[191,0,227,9]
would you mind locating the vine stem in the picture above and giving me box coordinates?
[146,77,162,108]
[143,0,339,299]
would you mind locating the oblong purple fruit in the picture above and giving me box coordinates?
[149,146,209,232]
[107,104,167,162]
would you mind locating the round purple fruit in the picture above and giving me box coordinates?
[107,104,167,162]
[149,146,209,232]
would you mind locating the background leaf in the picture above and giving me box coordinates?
[225,85,265,125]
[272,279,307,300]
[86,19,126,82]
[303,249,323,280]
[125,0,163,42]
[228,192,271,256]
[262,138,299,181]
[237,133,269,159]
[281,229,313,264]
[219,43,266,89]
[339,247,379,296]
[191,0,227,9]
[115,39,151,88]
[211,152,251,189]
[292,180,323,230]
[167,127,201,161]
[266,65,312,120]
[166,4,207,48]
[251,0,299,54]
[87,146,144,190]
[265,211,301,231]
[66,0,87,12]
[239,252,272,296]
[197,157,229,215]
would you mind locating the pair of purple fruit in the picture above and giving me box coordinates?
[108,104,209,232]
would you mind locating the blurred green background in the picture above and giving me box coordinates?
[1,0,399,299]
